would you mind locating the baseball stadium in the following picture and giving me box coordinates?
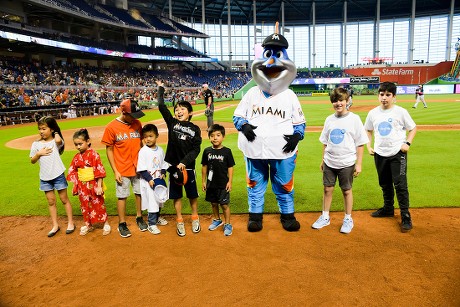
[0,0,459,306]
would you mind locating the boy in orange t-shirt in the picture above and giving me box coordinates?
[101,99,147,238]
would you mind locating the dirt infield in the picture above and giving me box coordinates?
[1,208,459,306]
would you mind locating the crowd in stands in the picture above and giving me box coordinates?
[0,55,359,111]
[0,57,252,109]
[297,70,348,78]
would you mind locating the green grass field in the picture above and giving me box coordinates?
[1,93,459,216]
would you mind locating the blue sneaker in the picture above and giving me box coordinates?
[223,223,233,236]
[208,219,223,231]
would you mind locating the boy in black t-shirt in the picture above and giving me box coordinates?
[156,80,202,237]
[201,124,235,236]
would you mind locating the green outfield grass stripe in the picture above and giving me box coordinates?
[1,95,459,216]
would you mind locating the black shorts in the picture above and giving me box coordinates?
[169,169,199,200]
[205,188,230,205]
[322,164,354,190]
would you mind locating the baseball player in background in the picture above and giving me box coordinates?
[413,85,428,108]
[233,23,306,232]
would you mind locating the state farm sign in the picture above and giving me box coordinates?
[344,61,453,85]
[371,68,414,76]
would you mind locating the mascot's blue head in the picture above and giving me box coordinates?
[252,22,297,96]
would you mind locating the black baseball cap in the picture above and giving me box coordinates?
[262,33,289,49]
[120,99,145,119]
[168,166,188,186]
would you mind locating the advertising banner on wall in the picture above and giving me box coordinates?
[291,78,350,85]
[397,85,455,95]
[344,62,453,85]
[396,86,418,94]
[350,76,380,84]
[423,85,455,94]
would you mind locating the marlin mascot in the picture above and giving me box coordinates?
[233,23,306,232]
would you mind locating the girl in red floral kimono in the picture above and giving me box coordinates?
[67,129,110,236]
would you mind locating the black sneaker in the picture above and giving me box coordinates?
[118,222,132,238]
[400,212,413,233]
[371,207,395,218]
[136,216,148,232]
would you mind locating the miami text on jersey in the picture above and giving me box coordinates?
[252,106,285,119]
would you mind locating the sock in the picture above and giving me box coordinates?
[322,211,330,219]
[176,218,184,223]
[191,214,199,220]
[345,214,352,220]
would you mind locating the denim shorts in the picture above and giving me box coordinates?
[39,173,68,192]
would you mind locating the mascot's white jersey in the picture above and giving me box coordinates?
[234,86,306,159]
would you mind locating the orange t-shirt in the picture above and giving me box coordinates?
[101,118,142,177]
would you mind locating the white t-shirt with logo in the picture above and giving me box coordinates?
[320,112,369,169]
[364,105,416,157]
[137,145,169,212]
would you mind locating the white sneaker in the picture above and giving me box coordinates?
[340,217,354,234]
[80,225,94,236]
[156,217,168,226]
[311,215,330,229]
[102,224,111,236]
[192,218,201,233]
[176,222,186,237]
[148,225,161,235]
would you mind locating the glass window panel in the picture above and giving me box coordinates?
[181,14,459,68]
[325,25,341,67]
[392,19,409,63]
[428,16,448,63]
[379,21,395,64]
[345,24,359,66]
[413,17,430,63]
[358,22,374,64]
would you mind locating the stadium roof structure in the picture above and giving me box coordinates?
[129,0,460,25]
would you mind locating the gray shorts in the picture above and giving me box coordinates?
[322,164,354,191]
[116,175,140,199]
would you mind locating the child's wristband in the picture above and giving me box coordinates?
[405,141,411,146]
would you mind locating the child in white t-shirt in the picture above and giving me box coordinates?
[312,87,368,234]
[364,81,417,233]
[137,124,169,234]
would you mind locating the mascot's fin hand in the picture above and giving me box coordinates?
[242,124,257,142]
[282,133,301,153]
